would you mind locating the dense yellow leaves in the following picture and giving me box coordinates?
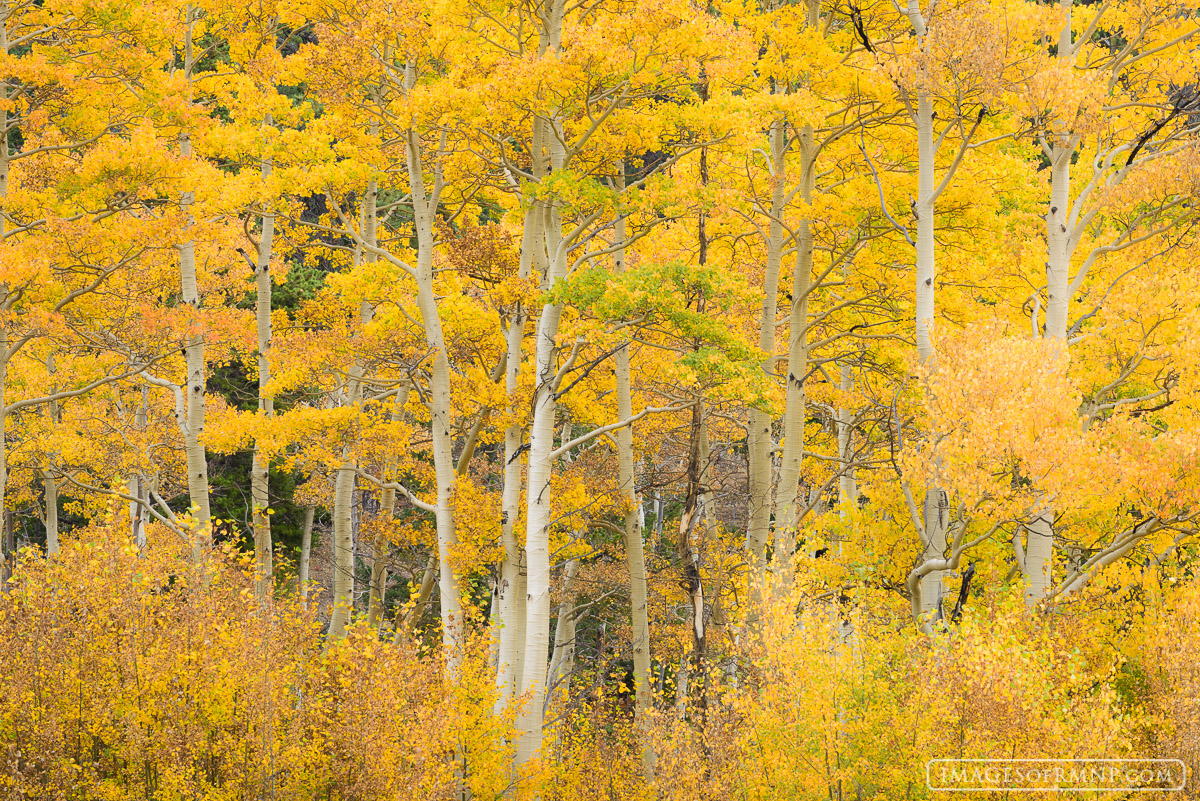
[904,328,1081,511]
[4,0,1200,794]
[0,528,512,800]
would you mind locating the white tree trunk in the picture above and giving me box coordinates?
[367,389,405,631]
[299,504,314,608]
[329,458,356,638]
[545,558,579,711]
[674,656,689,716]
[403,123,464,677]
[252,123,276,601]
[1025,0,1075,609]
[43,472,57,557]
[515,295,564,765]
[746,117,788,589]
[179,5,210,559]
[908,2,949,627]
[772,125,815,585]
[837,364,857,526]
[515,114,568,769]
[611,174,655,771]
[494,197,541,715]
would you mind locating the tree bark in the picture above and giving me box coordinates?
[494,193,541,716]
[179,4,211,560]
[299,504,314,608]
[329,457,357,638]
[772,124,815,586]
[837,363,857,525]
[515,111,568,769]
[909,0,948,630]
[612,168,655,773]
[545,558,579,711]
[746,118,787,596]
[252,116,276,602]
[43,473,58,557]
[366,388,406,631]
[1025,0,1075,610]
[679,401,707,715]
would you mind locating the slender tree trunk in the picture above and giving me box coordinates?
[398,557,438,633]
[402,122,464,677]
[837,364,857,524]
[908,2,949,628]
[515,293,564,765]
[299,504,314,608]
[367,389,406,631]
[130,388,150,552]
[545,558,579,711]
[329,173,379,637]
[515,113,568,769]
[511,556,527,695]
[252,117,276,601]
[674,656,689,716]
[679,402,707,714]
[3,509,12,581]
[328,296,371,639]
[179,5,210,558]
[43,473,57,557]
[329,458,357,637]
[772,125,815,586]
[494,194,541,715]
[365,486,393,629]
[612,168,655,772]
[747,118,787,599]
[1025,0,1075,609]
[128,477,143,550]
[699,413,716,533]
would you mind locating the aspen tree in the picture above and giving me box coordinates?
[328,182,377,640]
[366,389,408,630]
[745,115,787,594]
[251,116,276,600]
[493,139,544,718]
[1026,0,1199,607]
[0,0,154,533]
[905,0,949,629]
[176,4,212,551]
[856,0,1015,627]
[611,168,654,771]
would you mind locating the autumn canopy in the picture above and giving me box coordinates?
[1,0,1200,796]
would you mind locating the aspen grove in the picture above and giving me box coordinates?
[3,0,1200,797]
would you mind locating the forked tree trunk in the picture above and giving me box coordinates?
[515,110,568,769]
[494,192,542,715]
